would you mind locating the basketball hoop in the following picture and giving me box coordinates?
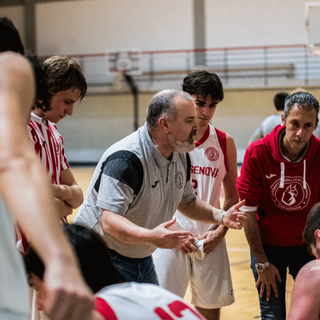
[107,49,142,76]
[105,49,141,130]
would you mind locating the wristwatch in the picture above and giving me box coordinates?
[255,261,269,273]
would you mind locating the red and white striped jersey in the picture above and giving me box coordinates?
[95,282,205,320]
[28,112,69,185]
[28,112,69,225]
[17,113,70,253]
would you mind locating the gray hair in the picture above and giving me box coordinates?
[284,92,319,121]
[146,89,193,130]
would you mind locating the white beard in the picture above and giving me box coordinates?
[167,132,195,153]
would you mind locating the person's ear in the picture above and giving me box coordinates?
[314,229,320,243]
[281,114,285,126]
[159,117,169,134]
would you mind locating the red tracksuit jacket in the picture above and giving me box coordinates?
[237,125,320,246]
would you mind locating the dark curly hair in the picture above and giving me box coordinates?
[182,69,224,102]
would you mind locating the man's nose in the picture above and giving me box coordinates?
[202,106,209,116]
[66,105,74,116]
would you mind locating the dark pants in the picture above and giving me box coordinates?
[251,244,313,320]
[109,249,159,284]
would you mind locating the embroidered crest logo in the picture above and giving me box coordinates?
[270,176,310,211]
[205,147,219,161]
[175,171,183,189]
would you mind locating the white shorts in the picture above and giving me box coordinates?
[153,238,234,309]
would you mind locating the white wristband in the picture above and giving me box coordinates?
[218,210,226,225]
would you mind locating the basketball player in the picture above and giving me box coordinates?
[237,92,320,319]
[17,55,87,252]
[23,55,87,320]
[28,55,86,223]
[0,51,93,320]
[25,224,206,320]
[287,202,320,320]
[153,70,238,320]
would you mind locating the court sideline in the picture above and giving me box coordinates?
[69,166,294,320]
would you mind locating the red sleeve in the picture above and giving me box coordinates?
[28,123,42,157]
[95,297,118,320]
[215,128,228,172]
[236,145,263,207]
[60,135,70,170]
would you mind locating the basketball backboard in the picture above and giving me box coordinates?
[106,49,142,76]
[306,2,320,55]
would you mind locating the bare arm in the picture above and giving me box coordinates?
[178,196,246,230]
[287,260,320,320]
[0,52,93,320]
[287,261,320,320]
[244,210,281,301]
[53,198,73,219]
[52,168,84,209]
[222,134,239,211]
[102,209,192,249]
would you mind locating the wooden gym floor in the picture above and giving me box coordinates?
[69,166,294,320]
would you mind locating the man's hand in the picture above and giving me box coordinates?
[222,199,247,229]
[150,218,193,249]
[256,263,282,301]
[177,235,198,254]
[197,229,223,254]
[44,256,94,320]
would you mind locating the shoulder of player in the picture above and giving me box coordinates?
[0,52,32,82]
[224,133,236,154]
[213,127,234,144]
[294,260,320,294]
[298,259,320,278]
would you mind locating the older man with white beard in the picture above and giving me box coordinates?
[75,89,246,284]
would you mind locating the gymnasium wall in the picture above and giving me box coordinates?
[0,0,311,54]
[57,86,320,163]
[205,0,306,48]
[0,0,317,163]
